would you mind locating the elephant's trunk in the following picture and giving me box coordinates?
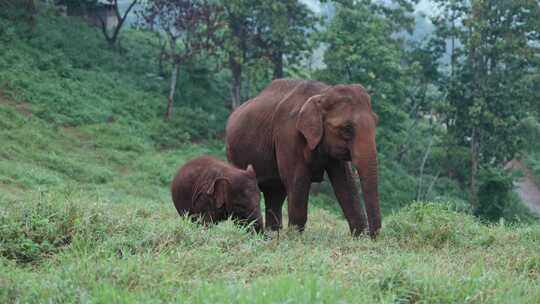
[253,216,264,234]
[249,210,264,234]
[352,137,381,238]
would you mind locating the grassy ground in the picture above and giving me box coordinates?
[1,101,540,303]
[2,188,540,303]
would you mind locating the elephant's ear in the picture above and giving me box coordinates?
[207,178,230,209]
[297,94,323,150]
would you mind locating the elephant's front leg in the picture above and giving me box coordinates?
[326,160,368,236]
[285,166,312,231]
[261,184,287,231]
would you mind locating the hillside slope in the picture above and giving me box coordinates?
[1,72,539,303]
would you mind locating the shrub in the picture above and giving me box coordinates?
[0,196,84,263]
[474,167,514,222]
[148,107,226,148]
[383,202,491,248]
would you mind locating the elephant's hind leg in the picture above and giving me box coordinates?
[261,184,286,231]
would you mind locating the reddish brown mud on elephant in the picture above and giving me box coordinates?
[171,156,263,233]
[226,79,381,238]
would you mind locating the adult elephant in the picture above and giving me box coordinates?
[226,79,381,237]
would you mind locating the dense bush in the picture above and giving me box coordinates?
[525,152,540,182]
[470,166,536,223]
[0,194,107,263]
[383,202,492,248]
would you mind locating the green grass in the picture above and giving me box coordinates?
[0,13,229,141]
[2,193,540,303]
[1,104,540,303]
[0,103,223,203]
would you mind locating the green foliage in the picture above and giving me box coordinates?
[0,0,38,22]
[316,0,419,129]
[525,152,540,182]
[431,0,540,205]
[313,1,464,214]
[520,116,540,159]
[252,0,318,77]
[474,167,514,222]
[0,101,221,205]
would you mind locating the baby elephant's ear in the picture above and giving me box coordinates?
[246,164,256,178]
[208,178,230,209]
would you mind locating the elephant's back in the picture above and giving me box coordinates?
[227,79,327,133]
[171,160,196,214]
[226,101,276,180]
[171,156,216,215]
[225,79,328,182]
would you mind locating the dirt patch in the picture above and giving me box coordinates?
[0,182,24,200]
[0,92,32,116]
[62,126,93,142]
[507,160,540,217]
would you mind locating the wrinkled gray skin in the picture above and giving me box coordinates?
[171,156,263,232]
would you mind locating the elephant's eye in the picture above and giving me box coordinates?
[341,125,355,139]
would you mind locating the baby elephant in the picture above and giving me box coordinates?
[171,156,263,232]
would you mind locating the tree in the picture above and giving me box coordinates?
[56,0,137,47]
[431,0,540,206]
[252,0,318,79]
[220,0,256,109]
[138,0,224,120]
[0,0,38,24]
[317,0,461,201]
[97,0,138,47]
[56,0,95,11]
[317,0,419,145]
[219,0,318,109]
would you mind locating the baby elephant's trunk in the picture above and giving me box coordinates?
[251,214,264,234]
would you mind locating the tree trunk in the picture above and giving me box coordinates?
[272,51,284,79]
[165,62,179,121]
[417,135,434,201]
[229,54,242,110]
[470,127,479,207]
[158,41,167,77]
